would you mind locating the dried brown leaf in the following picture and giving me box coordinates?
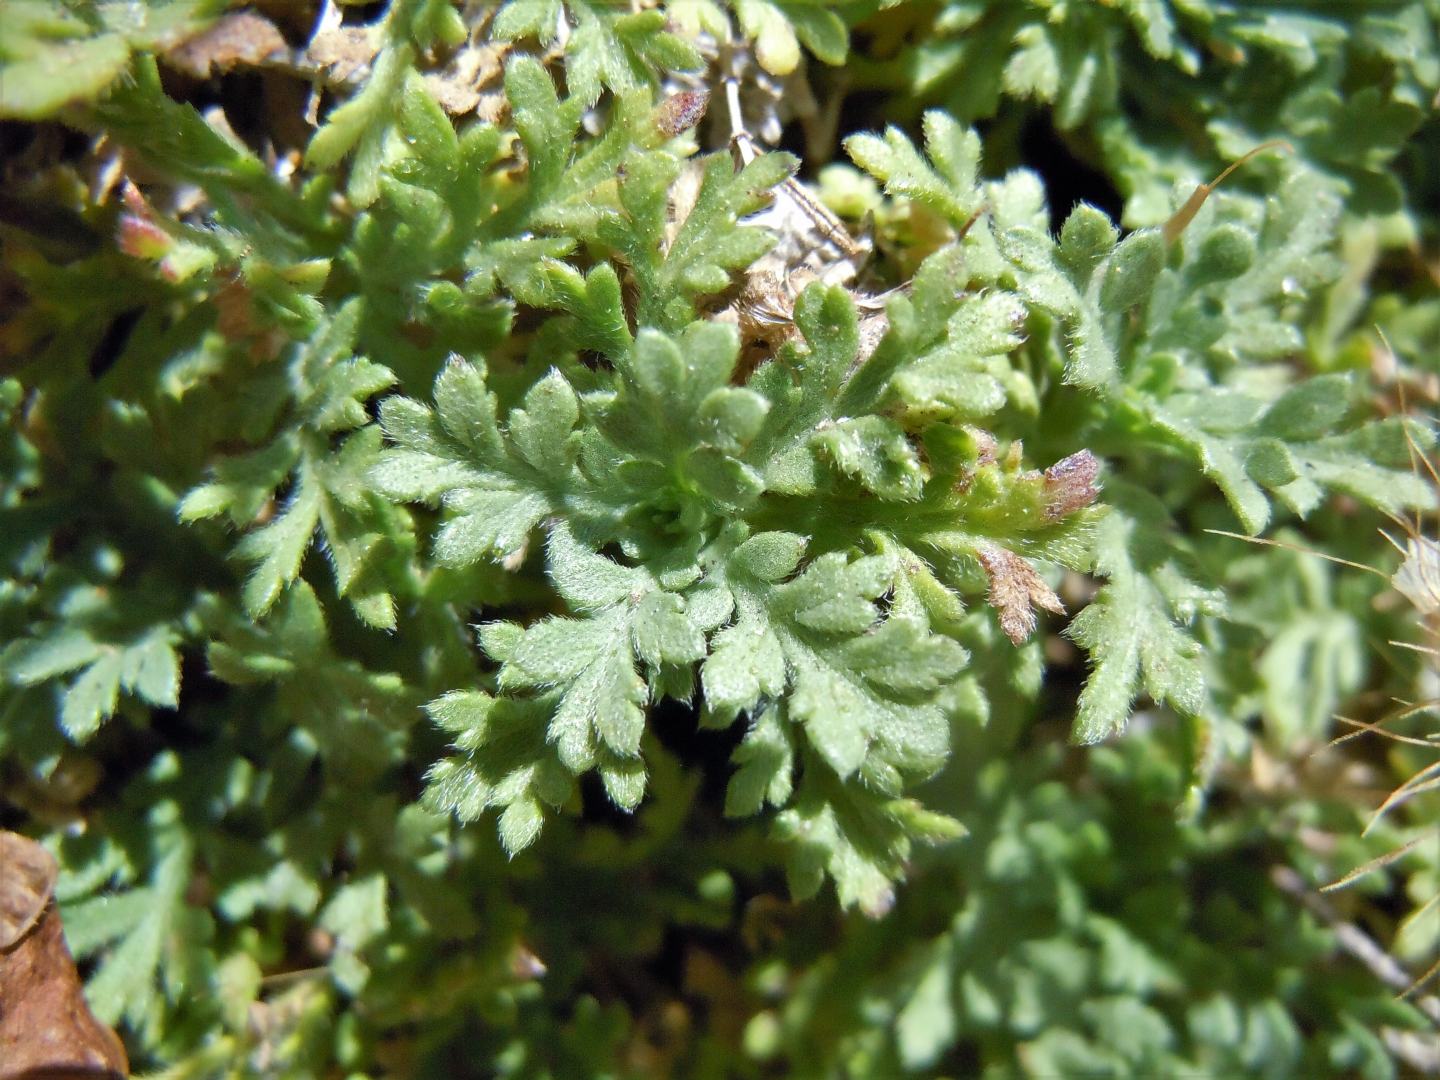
[165,11,289,80]
[0,833,127,1079]
[422,42,507,117]
[0,831,56,950]
[306,26,380,86]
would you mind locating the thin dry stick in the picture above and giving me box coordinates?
[722,75,866,261]
[1272,865,1440,1024]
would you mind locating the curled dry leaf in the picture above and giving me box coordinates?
[423,42,508,118]
[1393,534,1440,616]
[164,11,290,80]
[305,26,381,87]
[0,831,57,950]
[0,832,128,1079]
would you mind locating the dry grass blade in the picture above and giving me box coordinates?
[1366,758,1440,835]
[1320,829,1437,892]
[1330,711,1439,750]
[1203,529,1387,578]
[1403,953,1440,1003]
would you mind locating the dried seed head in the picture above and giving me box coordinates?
[975,544,1066,645]
[1043,450,1102,519]
[656,89,710,138]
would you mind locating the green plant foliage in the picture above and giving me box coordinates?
[178,301,404,628]
[0,0,225,119]
[748,736,1432,1079]
[1,1,1437,1076]
[860,0,1437,225]
[379,258,1107,900]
